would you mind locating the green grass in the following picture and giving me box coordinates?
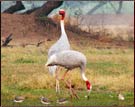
[14,58,35,64]
[1,88,134,106]
[1,54,6,59]
[1,45,134,106]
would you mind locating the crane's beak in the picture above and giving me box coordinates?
[87,90,90,100]
[86,86,92,100]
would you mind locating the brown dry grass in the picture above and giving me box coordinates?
[1,42,134,92]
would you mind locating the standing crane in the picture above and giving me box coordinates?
[48,9,70,94]
[46,50,92,99]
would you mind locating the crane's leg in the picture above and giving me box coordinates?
[61,70,69,80]
[55,67,62,94]
[61,70,79,99]
[65,78,79,99]
[55,67,60,94]
[56,79,60,93]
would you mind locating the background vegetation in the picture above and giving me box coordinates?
[1,1,134,106]
[1,41,134,106]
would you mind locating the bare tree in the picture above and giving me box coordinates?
[116,1,123,14]
[3,1,63,17]
[87,1,107,15]
[23,7,40,14]
[31,1,63,16]
[3,1,25,14]
[109,1,123,14]
[74,8,82,27]
[2,34,13,47]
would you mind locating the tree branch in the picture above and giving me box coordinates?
[87,1,107,15]
[116,1,123,14]
[22,7,40,14]
[31,1,63,16]
[2,33,13,47]
[3,1,25,14]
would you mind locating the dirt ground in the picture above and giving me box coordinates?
[1,13,134,48]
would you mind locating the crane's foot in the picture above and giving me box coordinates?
[70,90,79,100]
[74,93,79,99]
[67,85,79,100]
[70,94,78,100]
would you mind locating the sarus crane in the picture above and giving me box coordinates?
[46,50,92,99]
[48,9,70,95]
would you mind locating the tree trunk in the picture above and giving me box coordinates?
[22,7,40,14]
[116,1,123,14]
[3,1,63,16]
[31,1,63,17]
[3,1,25,14]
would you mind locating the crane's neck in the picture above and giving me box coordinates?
[81,68,92,91]
[81,72,88,81]
[59,19,70,47]
[60,20,66,35]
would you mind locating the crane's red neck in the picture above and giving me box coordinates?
[59,9,65,20]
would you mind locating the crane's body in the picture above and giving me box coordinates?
[46,50,92,95]
[47,50,86,71]
[48,20,70,58]
[48,20,70,75]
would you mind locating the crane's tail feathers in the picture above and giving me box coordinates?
[48,66,57,76]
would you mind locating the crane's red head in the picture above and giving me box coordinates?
[85,80,92,99]
[59,9,65,20]
[86,80,92,91]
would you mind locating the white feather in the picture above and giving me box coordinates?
[48,66,57,76]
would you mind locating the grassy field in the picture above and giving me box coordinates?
[1,41,134,106]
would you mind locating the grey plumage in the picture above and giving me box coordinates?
[48,10,70,76]
[48,30,70,58]
[46,50,92,97]
[47,50,86,71]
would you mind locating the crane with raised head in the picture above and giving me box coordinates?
[48,9,70,94]
[46,50,92,99]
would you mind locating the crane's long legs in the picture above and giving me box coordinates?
[65,79,79,99]
[62,70,79,99]
[55,68,79,99]
[56,79,60,93]
[61,70,69,80]
[55,67,61,94]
